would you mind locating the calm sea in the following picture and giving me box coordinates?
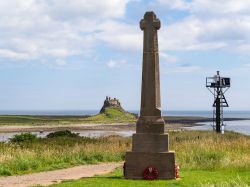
[1,110,250,118]
[0,110,249,135]
[163,111,250,135]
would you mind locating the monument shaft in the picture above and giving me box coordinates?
[140,12,161,117]
[125,12,175,180]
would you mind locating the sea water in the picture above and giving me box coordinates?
[188,120,250,135]
[1,110,250,118]
[161,110,250,135]
[0,110,249,136]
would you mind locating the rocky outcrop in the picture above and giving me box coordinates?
[100,96,124,113]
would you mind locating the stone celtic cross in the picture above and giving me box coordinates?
[139,12,161,118]
[125,11,175,180]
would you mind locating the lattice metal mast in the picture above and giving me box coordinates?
[206,71,230,133]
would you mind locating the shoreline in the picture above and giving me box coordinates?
[0,116,249,133]
[163,116,250,124]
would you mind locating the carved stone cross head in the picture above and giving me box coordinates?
[140,11,161,31]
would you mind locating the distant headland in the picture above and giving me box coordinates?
[100,96,124,113]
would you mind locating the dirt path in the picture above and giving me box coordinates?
[0,162,123,187]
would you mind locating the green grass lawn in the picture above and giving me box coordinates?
[50,167,250,187]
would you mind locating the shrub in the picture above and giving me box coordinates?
[46,130,80,138]
[10,133,38,143]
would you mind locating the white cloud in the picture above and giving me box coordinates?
[157,0,250,52]
[158,0,250,15]
[160,16,250,51]
[48,0,129,21]
[158,0,190,10]
[190,0,250,16]
[244,64,250,68]
[0,0,131,64]
[107,60,117,68]
[160,52,178,63]
[2,0,250,66]
[96,21,142,52]
[106,59,127,69]
[0,49,29,60]
[55,59,67,66]
[174,65,201,73]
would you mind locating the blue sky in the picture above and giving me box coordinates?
[1,0,250,111]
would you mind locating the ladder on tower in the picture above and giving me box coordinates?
[206,71,231,134]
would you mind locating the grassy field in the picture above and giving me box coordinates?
[48,131,250,187]
[82,108,136,123]
[50,167,250,187]
[0,130,249,182]
[0,108,248,126]
[0,108,137,126]
[0,107,217,126]
[0,115,90,126]
[0,135,129,176]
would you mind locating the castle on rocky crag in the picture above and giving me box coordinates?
[100,96,124,113]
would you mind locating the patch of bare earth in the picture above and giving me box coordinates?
[0,124,136,133]
[0,162,122,187]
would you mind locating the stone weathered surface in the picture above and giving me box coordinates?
[125,152,175,179]
[132,133,169,152]
[139,11,161,118]
[136,11,165,133]
[125,11,175,180]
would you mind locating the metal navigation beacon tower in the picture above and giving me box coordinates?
[206,71,231,134]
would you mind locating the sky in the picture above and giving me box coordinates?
[1,0,250,111]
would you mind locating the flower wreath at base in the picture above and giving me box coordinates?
[143,166,159,180]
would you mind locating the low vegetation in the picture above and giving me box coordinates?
[50,131,250,187]
[0,111,223,126]
[46,130,80,138]
[0,135,129,176]
[0,115,90,126]
[0,130,249,181]
[10,133,38,143]
[83,108,136,123]
[171,130,250,171]
[0,108,137,126]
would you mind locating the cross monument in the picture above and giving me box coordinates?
[124,11,176,180]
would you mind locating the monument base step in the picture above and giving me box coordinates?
[125,151,175,180]
[132,133,169,152]
[136,116,165,133]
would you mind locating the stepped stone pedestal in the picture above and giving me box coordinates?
[124,12,175,180]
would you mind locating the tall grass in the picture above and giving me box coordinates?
[170,130,250,171]
[0,136,130,176]
[0,130,249,176]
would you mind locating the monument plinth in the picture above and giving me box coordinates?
[125,11,175,180]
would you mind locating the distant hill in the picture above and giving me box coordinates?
[85,107,136,123]
[100,96,124,113]
[84,96,137,123]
